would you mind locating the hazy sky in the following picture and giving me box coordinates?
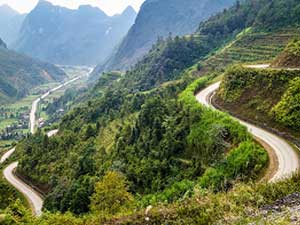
[0,0,145,16]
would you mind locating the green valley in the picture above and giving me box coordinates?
[0,38,66,104]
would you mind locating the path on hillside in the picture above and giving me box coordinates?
[196,81,300,182]
[1,69,91,216]
[30,76,84,134]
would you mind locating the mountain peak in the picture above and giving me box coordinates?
[0,4,19,16]
[123,6,136,15]
[37,0,52,6]
[78,5,107,17]
[0,38,7,49]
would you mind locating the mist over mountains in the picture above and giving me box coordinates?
[13,0,136,66]
[91,0,236,77]
[0,4,26,46]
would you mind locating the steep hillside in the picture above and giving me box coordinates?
[14,1,136,66]
[0,4,26,46]
[91,0,236,77]
[14,32,267,216]
[199,28,299,73]
[216,52,300,145]
[272,39,300,68]
[0,39,66,103]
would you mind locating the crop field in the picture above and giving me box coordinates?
[201,28,300,71]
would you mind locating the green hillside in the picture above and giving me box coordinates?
[200,28,299,73]
[216,43,300,144]
[16,35,266,215]
[272,39,300,67]
[0,39,66,104]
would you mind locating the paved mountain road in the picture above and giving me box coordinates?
[1,69,91,216]
[3,162,44,216]
[196,81,300,182]
[30,76,84,134]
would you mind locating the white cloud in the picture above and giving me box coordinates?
[0,0,145,15]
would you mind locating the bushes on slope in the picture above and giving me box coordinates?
[271,77,300,130]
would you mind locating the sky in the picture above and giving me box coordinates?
[0,0,145,16]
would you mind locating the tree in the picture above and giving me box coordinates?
[90,171,134,215]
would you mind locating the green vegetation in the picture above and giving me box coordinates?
[3,173,300,224]
[0,42,65,104]
[0,179,19,210]
[271,77,300,130]
[217,64,300,139]
[90,171,134,216]
[195,0,300,74]
[272,39,300,67]
[3,0,300,223]
[199,141,267,191]
[201,29,299,73]
[15,66,267,216]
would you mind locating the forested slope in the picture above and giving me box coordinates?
[0,38,66,104]
[272,39,300,68]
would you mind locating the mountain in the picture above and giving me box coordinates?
[13,0,136,66]
[0,38,66,103]
[272,39,300,68]
[91,0,236,77]
[4,0,300,224]
[0,4,26,46]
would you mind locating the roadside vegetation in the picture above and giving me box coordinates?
[216,62,300,141]
[272,39,300,68]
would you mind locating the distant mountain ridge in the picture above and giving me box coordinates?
[0,38,66,103]
[14,0,136,66]
[0,4,26,46]
[91,0,236,77]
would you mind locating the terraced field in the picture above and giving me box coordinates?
[201,29,300,71]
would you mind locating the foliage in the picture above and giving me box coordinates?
[272,39,300,68]
[15,0,297,216]
[199,0,300,37]
[285,39,300,56]
[218,64,300,136]
[120,35,214,92]
[90,171,134,215]
[271,77,300,130]
[16,70,264,214]
[138,179,194,207]
[4,0,300,223]
[199,141,268,191]
[0,179,19,210]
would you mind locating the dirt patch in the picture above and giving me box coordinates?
[254,136,279,182]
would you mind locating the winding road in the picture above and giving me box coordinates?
[1,65,299,216]
[1,69,91,216]
[30,76,84,134]
[196,81,300,182]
